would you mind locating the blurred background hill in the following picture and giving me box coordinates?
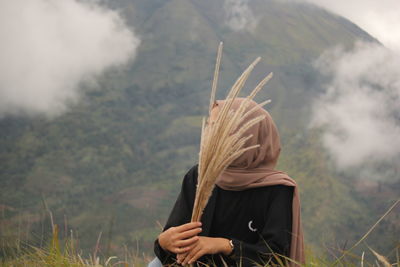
[0,0,398,259]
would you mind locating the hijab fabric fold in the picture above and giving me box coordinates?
[214,98,305,267]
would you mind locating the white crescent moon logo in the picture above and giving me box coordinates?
[248,220,257,232]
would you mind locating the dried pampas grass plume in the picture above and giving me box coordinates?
[191,42,273,222]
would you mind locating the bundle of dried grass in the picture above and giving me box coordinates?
[191,42,273,222]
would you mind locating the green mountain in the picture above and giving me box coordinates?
[1,0,397,258]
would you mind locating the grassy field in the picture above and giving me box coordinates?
[1,234,398,267]
[1,205,399,267]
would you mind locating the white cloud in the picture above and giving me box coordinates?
[0,0,140,117]
[311,42,400,169]
[224,0,258,32]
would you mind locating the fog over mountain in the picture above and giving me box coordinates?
[292,0,400,173]
[223,0,400,175]
[311,43,400,174]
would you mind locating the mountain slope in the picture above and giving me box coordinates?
[1,0,394,257]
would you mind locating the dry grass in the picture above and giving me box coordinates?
[0,225,147,267]
[191,42,273,222]
[1,238,398,267]
[1,201,399,266]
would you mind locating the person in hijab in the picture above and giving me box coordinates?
[151,98,305,267]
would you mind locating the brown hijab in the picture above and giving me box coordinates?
[214,98,305,266]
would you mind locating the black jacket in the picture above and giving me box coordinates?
[154,165,293,266]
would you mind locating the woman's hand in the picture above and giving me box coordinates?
[158,222,202,254]
[177,237,232,265]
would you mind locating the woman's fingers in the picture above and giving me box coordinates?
[177,227,202,240]
[176,239,197,262]
[176,253,186,263]
[173,238,199,254]
[175,222,202,233]
[180,245,202,265]
[178,236,224,264]
[187,248,206,264]
[173,237,199,255]
[176,235,199,247]
[172,246,186,254]
[159,222,202,253]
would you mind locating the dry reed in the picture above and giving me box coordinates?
[191,42,273,222]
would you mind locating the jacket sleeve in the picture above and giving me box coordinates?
[230,185,294,267]
[153,165,197,265]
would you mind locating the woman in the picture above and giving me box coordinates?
[152,98,304,267]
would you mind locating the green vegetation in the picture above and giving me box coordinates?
[0,225,148,267]
[0,0,398,262]
[1,224,398,267]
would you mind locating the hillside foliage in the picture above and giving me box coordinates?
[0,0,398,261]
